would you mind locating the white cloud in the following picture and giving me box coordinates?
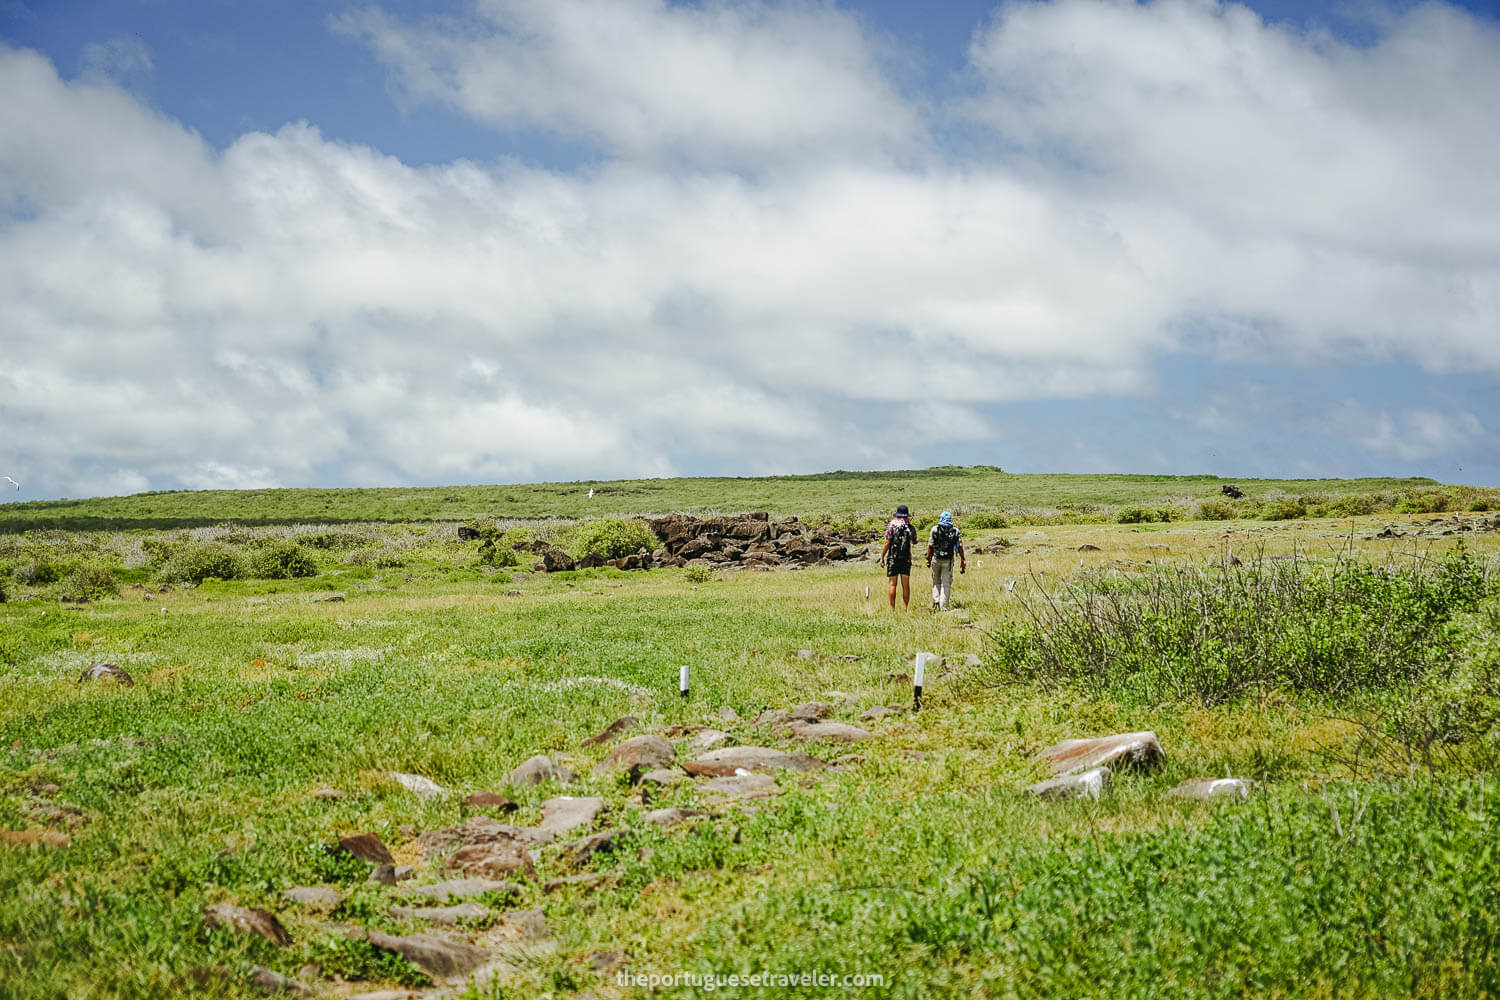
[334,0,919,163]
[1330,403,1485,461]
[80,36,153,85]
[2,2,1500,498]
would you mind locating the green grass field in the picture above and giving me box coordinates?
[2,474,1499,998]
[0,468,1476,533]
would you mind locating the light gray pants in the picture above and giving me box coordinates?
[930,557,954,610]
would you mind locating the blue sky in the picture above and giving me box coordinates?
[2,0,1498,501]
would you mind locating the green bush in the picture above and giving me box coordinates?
[13,561,63,585]
[565,518,660,560]
[1330,493,1378,517]
[1115,505,1172,524]
[1261,498,1307,520]
[248,542,318,579]
[480,543,520,568]
[58,564,120,602]
[157,543,243,584]
[1194,499,1236,521]
[502,526,537,549]
[965,511,1010,530]
[300,530,369,550]
[683,565,712,584]
[985,547,1490,706]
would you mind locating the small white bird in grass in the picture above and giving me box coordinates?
[1,476,18,490]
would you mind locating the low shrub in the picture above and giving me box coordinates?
[965,511,1010,530]
[480,543,520,568]
[157,543,243,584]
[683,565,713,584]
[299,530,370,550]
[1115,505,1173,524]
[247,542,318,579]
[58,564,120,602]
[1194,499,1236,521]
[565,518,660,561]
[13,561,63,585]
[984,546,1490,705]
[347,546,405,569]
[1261,499,1307,520]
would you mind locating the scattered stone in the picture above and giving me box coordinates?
[783,721,873,742]
[77,663,133,687]
[282,886,344,909]
[365,929,492,980]
[1166,778,1252,801]
[0,830,70,848]
[787,702,835,721]
[1077,544,1102,552]
[347,991,419,1000]
[700,773,776,801]
[401,878,522,902]
[369,863,397,886]
[590,950,627,975]
[796,649,817,659]
[641,808,707,828]
[508,755,575,786]
[419,816,553,851]
[1026,767,1111,801]
[321,594,345,602]
[503,908,549,942]
[444,840,536,880]
[202,904,291,947]
[309,786,344,801]
[538,796,606,837]
[394,865,415,882]
[581,716,639,747]
[1039,731,1165,777]
[545,872,613,893]
[753,709,788,727]
[686,729,729,752]
[561,829,626,866]
[247,965,312,997]
[388,771,446,800]
[683,746,827,777]
[539,547,575,572]
[716,707,741,725]
[859,705,902,721]
[638,768,686,787]
[462,791,518,812]
[31,783,61,797]
[338,832,394,866]
[592,735,675,779]
[388,902,491,926]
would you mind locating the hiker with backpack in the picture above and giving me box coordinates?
[926,511,966,611]
[880,504,918,609]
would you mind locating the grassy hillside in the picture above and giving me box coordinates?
[0,467,1460,532]
[2,512,1499,997]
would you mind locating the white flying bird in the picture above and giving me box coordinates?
[1,476,18,490]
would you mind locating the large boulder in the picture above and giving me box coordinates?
[538,796,605,837]
[364,930,492,981]
[593,734,675,779]
[508,755,575,786]
[1039,731,1164,777]
[683,746,826,777]
[540,547,575,572]
[1026,767,1111,800]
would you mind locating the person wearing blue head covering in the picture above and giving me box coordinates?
[925,510,966,611]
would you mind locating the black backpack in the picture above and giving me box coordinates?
[931,522,958,558]
[887,521,914,563]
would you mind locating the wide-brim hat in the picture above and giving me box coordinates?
[895,504,909,516]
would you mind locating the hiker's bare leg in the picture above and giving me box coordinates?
[900,574,910,608]
[887,575,898,608]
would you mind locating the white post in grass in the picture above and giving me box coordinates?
[679,664,690,700]
[913,652,929,711]
[864,585,870,599]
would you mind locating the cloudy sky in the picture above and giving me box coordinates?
[2,0,1498,501]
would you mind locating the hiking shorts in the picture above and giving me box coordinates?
[886,556,911,578]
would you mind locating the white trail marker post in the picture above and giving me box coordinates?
[913,652,930,712]
[679,664,690,700]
